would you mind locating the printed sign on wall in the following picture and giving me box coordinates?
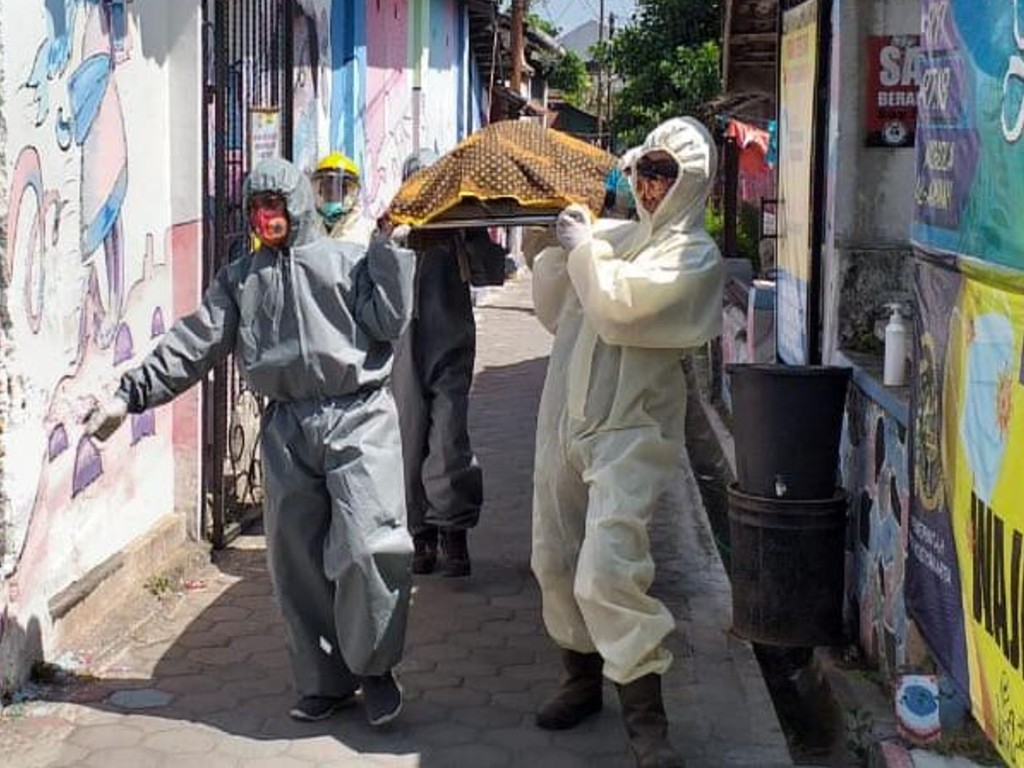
[866,35,922,148]
[912,0,1024,272]
[910,255,1024,767]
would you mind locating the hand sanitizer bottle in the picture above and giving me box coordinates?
[883,303,907,387]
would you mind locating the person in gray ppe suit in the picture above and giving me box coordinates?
[391,149,494,577]
[83,158,415,727]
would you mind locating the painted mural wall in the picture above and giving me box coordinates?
[841,385,912,679]
[314,0,478,225]
[359,0,476,220]
[0,0,202,691]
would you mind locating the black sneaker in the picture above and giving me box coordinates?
[288,693,356,722]
[362,671,403,726]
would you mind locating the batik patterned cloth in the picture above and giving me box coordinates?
[389,121,616,227]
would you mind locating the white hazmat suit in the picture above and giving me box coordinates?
[530,117,724,686]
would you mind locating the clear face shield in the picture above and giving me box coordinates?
[312,169,360,222]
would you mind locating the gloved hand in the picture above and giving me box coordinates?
[83,393,129,442]
[555,205,592,252]
[390,224,411,246]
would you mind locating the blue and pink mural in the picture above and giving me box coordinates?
[842,386,912,679]
[1,0,202,690]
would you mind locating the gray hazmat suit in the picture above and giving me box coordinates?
[530,117,724,685]
[391,228,484,534]
[116,158,415,693]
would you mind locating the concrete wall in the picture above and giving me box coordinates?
[0,0,203,693]
[822,0,919,364]
[819,0,920,679]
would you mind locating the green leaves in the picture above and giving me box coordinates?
[548,50,590,107]
[612,38,722,147]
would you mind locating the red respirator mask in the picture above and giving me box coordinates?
[249,194,290,248]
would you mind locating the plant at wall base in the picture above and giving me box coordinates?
[29,660,61,685]
[845,706,875,761]
[143,574,176,599]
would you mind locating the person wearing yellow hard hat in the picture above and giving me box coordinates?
[312,151,369,243]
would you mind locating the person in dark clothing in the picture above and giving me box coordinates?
[390,150,504,577]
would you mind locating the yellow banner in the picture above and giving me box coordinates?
[776,0,818,364]
[947,274,1024,764]
[777,1,817,285]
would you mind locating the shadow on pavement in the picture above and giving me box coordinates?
[33,354,638,765]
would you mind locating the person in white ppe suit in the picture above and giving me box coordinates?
[83,158,415,728]
[530,117,723,768]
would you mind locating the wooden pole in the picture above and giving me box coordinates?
[595,0,605,144]
[511,0,527,94]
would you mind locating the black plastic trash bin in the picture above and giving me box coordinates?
[728,484,847,646]
[727,364,851,500]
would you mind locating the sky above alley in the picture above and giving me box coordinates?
[532,0,638,36]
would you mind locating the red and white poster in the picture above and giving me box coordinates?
[866,35,921,148]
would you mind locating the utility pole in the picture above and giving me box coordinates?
[595,0,605,146]
[606,12,615,150]
[511,0,527,95]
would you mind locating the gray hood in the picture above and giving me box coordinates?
[242,157,321,248]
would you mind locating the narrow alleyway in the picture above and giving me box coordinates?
[4,276,792,768]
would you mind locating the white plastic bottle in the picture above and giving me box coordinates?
[883,303,907,387]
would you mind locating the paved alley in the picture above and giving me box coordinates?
[2,276,792,768]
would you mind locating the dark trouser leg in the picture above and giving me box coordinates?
[421,358,482,531]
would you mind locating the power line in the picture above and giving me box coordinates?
[577,0,600,22]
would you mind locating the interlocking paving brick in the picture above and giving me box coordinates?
[81,747,168,768]
[420,685,491,708]
[412,721,478,747]
[141,726,218,753]
[451,704,523,729]
[67,723,144,749]
[106,688,174,710]
[11,277,793,768]
[428,742,513,767]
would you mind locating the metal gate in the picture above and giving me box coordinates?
[202,0,294,547]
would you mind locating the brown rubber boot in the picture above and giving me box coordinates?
[615,674,684,767]
[535,650,604,730]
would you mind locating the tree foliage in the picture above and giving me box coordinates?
[547,50,590,107]
[610,0,723,147]
[527,12,559,38]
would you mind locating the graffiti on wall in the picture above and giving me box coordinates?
[362,0,414,219]
[842,387,912,678]
[2,0,186,634]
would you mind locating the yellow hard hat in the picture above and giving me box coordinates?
[315,151,360,180]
